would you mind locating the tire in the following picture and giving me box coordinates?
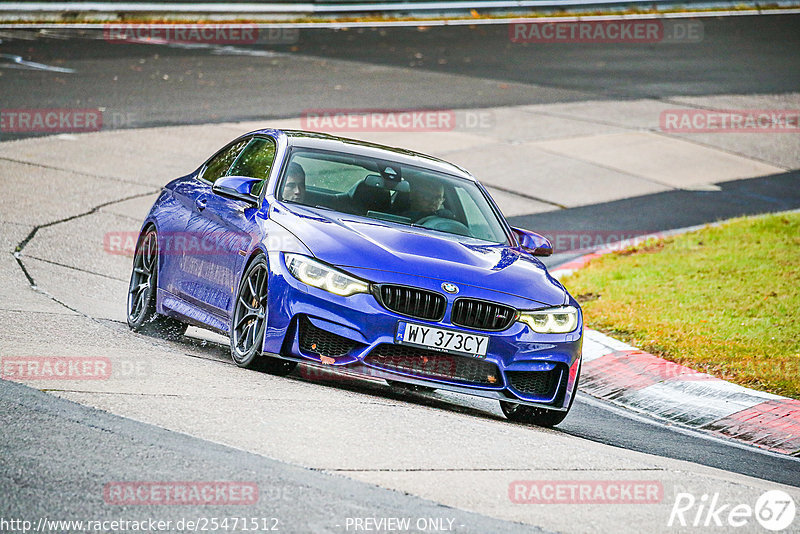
[127,228,187,340]
[230,253,296,376]
[500,373,580,427]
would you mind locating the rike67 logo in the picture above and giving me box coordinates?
[669,490,796,531]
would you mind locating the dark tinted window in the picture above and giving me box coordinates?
[201,138,249,184]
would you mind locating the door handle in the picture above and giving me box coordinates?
[195,196,208,211]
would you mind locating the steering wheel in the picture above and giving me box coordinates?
[416,216,471,237]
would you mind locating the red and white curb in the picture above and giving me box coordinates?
[550,235,800,456]
[579,330,800,455]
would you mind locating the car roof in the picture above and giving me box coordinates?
[251,128,475,181]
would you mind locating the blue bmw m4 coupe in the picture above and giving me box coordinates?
[127,129,583,426]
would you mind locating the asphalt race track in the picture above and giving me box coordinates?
[2,15,799,135]
[1,14,799,533]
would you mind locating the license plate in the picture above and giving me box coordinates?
[395,322,489,357]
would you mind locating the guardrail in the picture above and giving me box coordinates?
[0,0,795,13]
[1,0,798,19]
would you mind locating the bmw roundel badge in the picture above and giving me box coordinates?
[441,282,459,294]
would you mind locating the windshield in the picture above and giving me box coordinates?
[278,148,509,245]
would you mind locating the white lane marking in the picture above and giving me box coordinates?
[578,392,800,463]
[0,53,75,73]
[208,45,285,57]
[118,38,286,58]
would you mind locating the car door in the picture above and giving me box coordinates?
[181,136,278,324]
[170,137,251,309]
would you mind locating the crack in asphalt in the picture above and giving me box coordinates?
[44,390,183,397]
[23,255,128,283]
[14,190,158,256]
[9,192,157,323]
[0,220,32,228]
[0,156,158,186]
[5,186,194,362]
[0,308,77,315]
[12,251,36,287]
[10,191,155,296]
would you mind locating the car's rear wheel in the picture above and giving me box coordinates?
[500,373,579,427]
[231,254,296,376]
[127,228,187,340]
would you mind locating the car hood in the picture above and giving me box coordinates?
[271,204,566,307]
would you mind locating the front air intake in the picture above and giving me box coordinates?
[298,316,357,358]
[365,344,501,386]
[506,369,562,398]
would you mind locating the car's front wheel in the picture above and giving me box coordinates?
[500,374,579,427]
[127,228,187,340]
[231,254,296,376]
[500,402,570,427]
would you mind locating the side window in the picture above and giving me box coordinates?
[228,137,276,197]
[201,138,249,184]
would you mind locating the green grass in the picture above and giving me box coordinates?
[562,212,800,399]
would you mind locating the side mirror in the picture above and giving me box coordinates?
[212,175,262,206]
[512,227,553,257]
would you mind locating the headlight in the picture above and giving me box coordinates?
[518,305,579,334]
[284,253,369,297]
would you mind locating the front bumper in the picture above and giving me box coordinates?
[263,252,582,410]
